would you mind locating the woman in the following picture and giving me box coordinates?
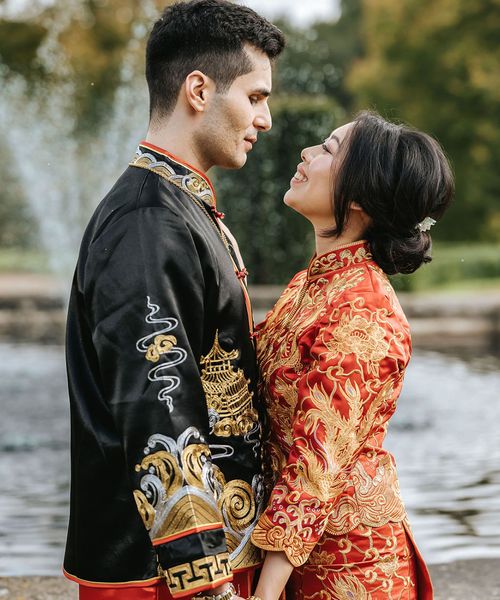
[249,112,454,600]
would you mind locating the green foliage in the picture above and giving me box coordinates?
[214,96,344,284]
[273,0,362,107]
[391,243,500,292]
[0,20,47,80]
[348,0,500,242]
[0,248,49,273]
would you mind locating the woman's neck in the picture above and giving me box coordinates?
[313,230,362,257]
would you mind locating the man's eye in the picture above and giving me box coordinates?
[249,96,259,105]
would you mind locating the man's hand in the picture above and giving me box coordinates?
[193,583,244,600]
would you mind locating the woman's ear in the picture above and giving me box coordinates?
[350,201,363,212]
[349,201,372,229]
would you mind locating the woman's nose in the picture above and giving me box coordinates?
[301,146,312,162]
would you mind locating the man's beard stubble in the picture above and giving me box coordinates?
[193,94,245,171]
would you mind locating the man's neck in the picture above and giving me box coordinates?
[145,122,208,173]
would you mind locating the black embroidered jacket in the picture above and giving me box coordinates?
[64,142,264,596]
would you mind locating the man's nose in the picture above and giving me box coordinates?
[254,103,272,132]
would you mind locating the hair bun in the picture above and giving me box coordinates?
[368,229,431,275]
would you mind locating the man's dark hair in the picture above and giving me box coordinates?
[329,111,454,275]
[146,0,285,119]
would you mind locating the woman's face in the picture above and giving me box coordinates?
[284,122,354,228]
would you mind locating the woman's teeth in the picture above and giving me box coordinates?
[294,172,308,182]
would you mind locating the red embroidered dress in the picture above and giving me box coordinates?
[251,241,433,599]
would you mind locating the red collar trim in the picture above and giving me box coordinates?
[139,140,217,205]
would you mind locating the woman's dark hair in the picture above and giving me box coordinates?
[146,0,285,120]
[330,111,454,275]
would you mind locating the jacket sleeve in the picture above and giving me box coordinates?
[251,293,408,567]
[85,206,232,597]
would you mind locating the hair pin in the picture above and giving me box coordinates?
[416,217,436,232]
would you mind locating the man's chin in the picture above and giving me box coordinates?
[216,150,248,170]
[227,153,248,170]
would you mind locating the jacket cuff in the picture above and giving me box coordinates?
[163,552,232,598]
[250,514,315,568]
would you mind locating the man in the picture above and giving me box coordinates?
[63,2,285,599]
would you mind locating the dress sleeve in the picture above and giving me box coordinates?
[251,293,408,567]
[84,207,232,597]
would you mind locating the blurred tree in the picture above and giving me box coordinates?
[274,0,363,109]
[348,0,500,240]
[0,0,169,132]
[55,0,165,133]
[0,19,47,80]
[0,142,38,249]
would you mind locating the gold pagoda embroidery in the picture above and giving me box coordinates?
[200,331,258,437]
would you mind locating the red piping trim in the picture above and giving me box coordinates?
[152,522,224,546]
[63,569,161,588]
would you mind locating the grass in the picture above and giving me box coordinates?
[0,248,50,273]
[2,243,500,293]
[390,242,500,293]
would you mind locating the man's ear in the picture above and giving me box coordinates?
[184,70,214,113]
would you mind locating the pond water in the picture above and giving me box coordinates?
[0,343,499,575]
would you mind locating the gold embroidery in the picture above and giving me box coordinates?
[145,334,178,363]
[131,152,214,206]
[135,450,183,493]
[220,480,256,531]
[164,552,231,596]
[155,494,222,542]
[331,575,372,600]
[134,432,221,545]
[325,457,406,535]
[134,427,263,571]
[308,242,372,277]
[219,479,264,570]
[182,444,211,489]
[200,331,258,437]
[325,313,389,375]
[251,512,316,567]
[302,523,417,600]
[133,490,156,530]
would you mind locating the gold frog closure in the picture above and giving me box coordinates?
[200,331,258,437]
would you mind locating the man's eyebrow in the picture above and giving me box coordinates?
[253,88,271,97]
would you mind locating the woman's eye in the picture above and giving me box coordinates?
[322,142,331,154]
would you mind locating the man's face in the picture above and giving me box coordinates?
[196,45,273,170]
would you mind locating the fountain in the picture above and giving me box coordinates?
[0,0,158,282]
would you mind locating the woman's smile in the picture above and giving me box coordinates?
[290,164,308,186]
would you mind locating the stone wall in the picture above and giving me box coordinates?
[1,274,500,352]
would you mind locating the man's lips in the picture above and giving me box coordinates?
[244,136,257,150]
